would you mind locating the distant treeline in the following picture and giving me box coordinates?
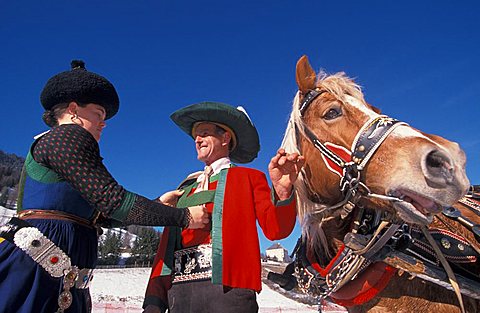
[0,150,24,208]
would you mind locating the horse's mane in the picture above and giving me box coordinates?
[281,71,365,254]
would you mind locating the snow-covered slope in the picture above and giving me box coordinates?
[90,268,327,312]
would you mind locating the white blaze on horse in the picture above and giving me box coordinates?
[276,55,479,313]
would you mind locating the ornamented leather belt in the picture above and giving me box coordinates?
[173,243,212,284]
[0,217,94,312]
[18,209,96,228]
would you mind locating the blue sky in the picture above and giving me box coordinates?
[1,1,479,253]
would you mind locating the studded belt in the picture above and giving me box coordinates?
[0,217,95,312]
[173,244,212,284]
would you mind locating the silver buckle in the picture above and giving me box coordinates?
[75,268,95,289]
[13,227,71,278]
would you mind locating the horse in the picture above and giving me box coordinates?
[277,55,479,313]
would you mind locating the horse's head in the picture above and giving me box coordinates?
[283,55,470,229]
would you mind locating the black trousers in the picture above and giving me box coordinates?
[167,280,258,313]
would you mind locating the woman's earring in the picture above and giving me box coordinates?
[71,113,82,126]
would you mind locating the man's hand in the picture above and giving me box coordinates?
[268,148,305,201]
[187,205,210,229]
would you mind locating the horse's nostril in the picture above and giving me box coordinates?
[426,151,447,169]
[424,150,454,185]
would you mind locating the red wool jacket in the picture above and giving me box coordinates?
[143,166,296,310]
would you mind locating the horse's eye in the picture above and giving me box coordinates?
[323,108,342,120]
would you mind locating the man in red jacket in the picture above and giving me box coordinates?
[143,101,304,313]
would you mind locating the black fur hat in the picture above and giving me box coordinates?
[40,60,119,119]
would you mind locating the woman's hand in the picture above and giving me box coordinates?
[156,189,184,207]
[186,205,210,229]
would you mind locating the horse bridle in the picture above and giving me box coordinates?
[295,88,475,312]
[297,88,408,214]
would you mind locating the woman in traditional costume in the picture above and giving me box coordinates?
[0,60,207,313]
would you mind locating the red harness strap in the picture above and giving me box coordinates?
[306,245,396,307]
[330,262,396,307]
[307,245,346,277]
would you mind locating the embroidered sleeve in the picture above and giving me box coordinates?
[32,124,189,227]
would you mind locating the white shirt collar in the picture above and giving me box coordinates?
[196,157,231,182]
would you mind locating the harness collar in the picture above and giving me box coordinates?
[290,206,480,307]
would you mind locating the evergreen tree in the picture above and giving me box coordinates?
[122,228,134,249]
[98,229,123,265]
[130,227,160,266]
[0,150,24,209]
[0,186,8,207]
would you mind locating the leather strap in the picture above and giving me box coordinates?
[18,209,94,228]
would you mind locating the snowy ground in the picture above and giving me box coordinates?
[90,268,346,313]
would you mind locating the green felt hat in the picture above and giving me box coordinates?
[171,101,260,163]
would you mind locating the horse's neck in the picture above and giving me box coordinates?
[311,215,352,267]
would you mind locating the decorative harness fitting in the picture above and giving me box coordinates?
[298,88,407,214]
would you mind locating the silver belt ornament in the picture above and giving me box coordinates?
[11,226,94,312]
[173,244,212,283]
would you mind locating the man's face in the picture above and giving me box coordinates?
[193,122,230,165]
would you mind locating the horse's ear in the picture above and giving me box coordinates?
[296,55,317,94]
[368,103,382,114]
